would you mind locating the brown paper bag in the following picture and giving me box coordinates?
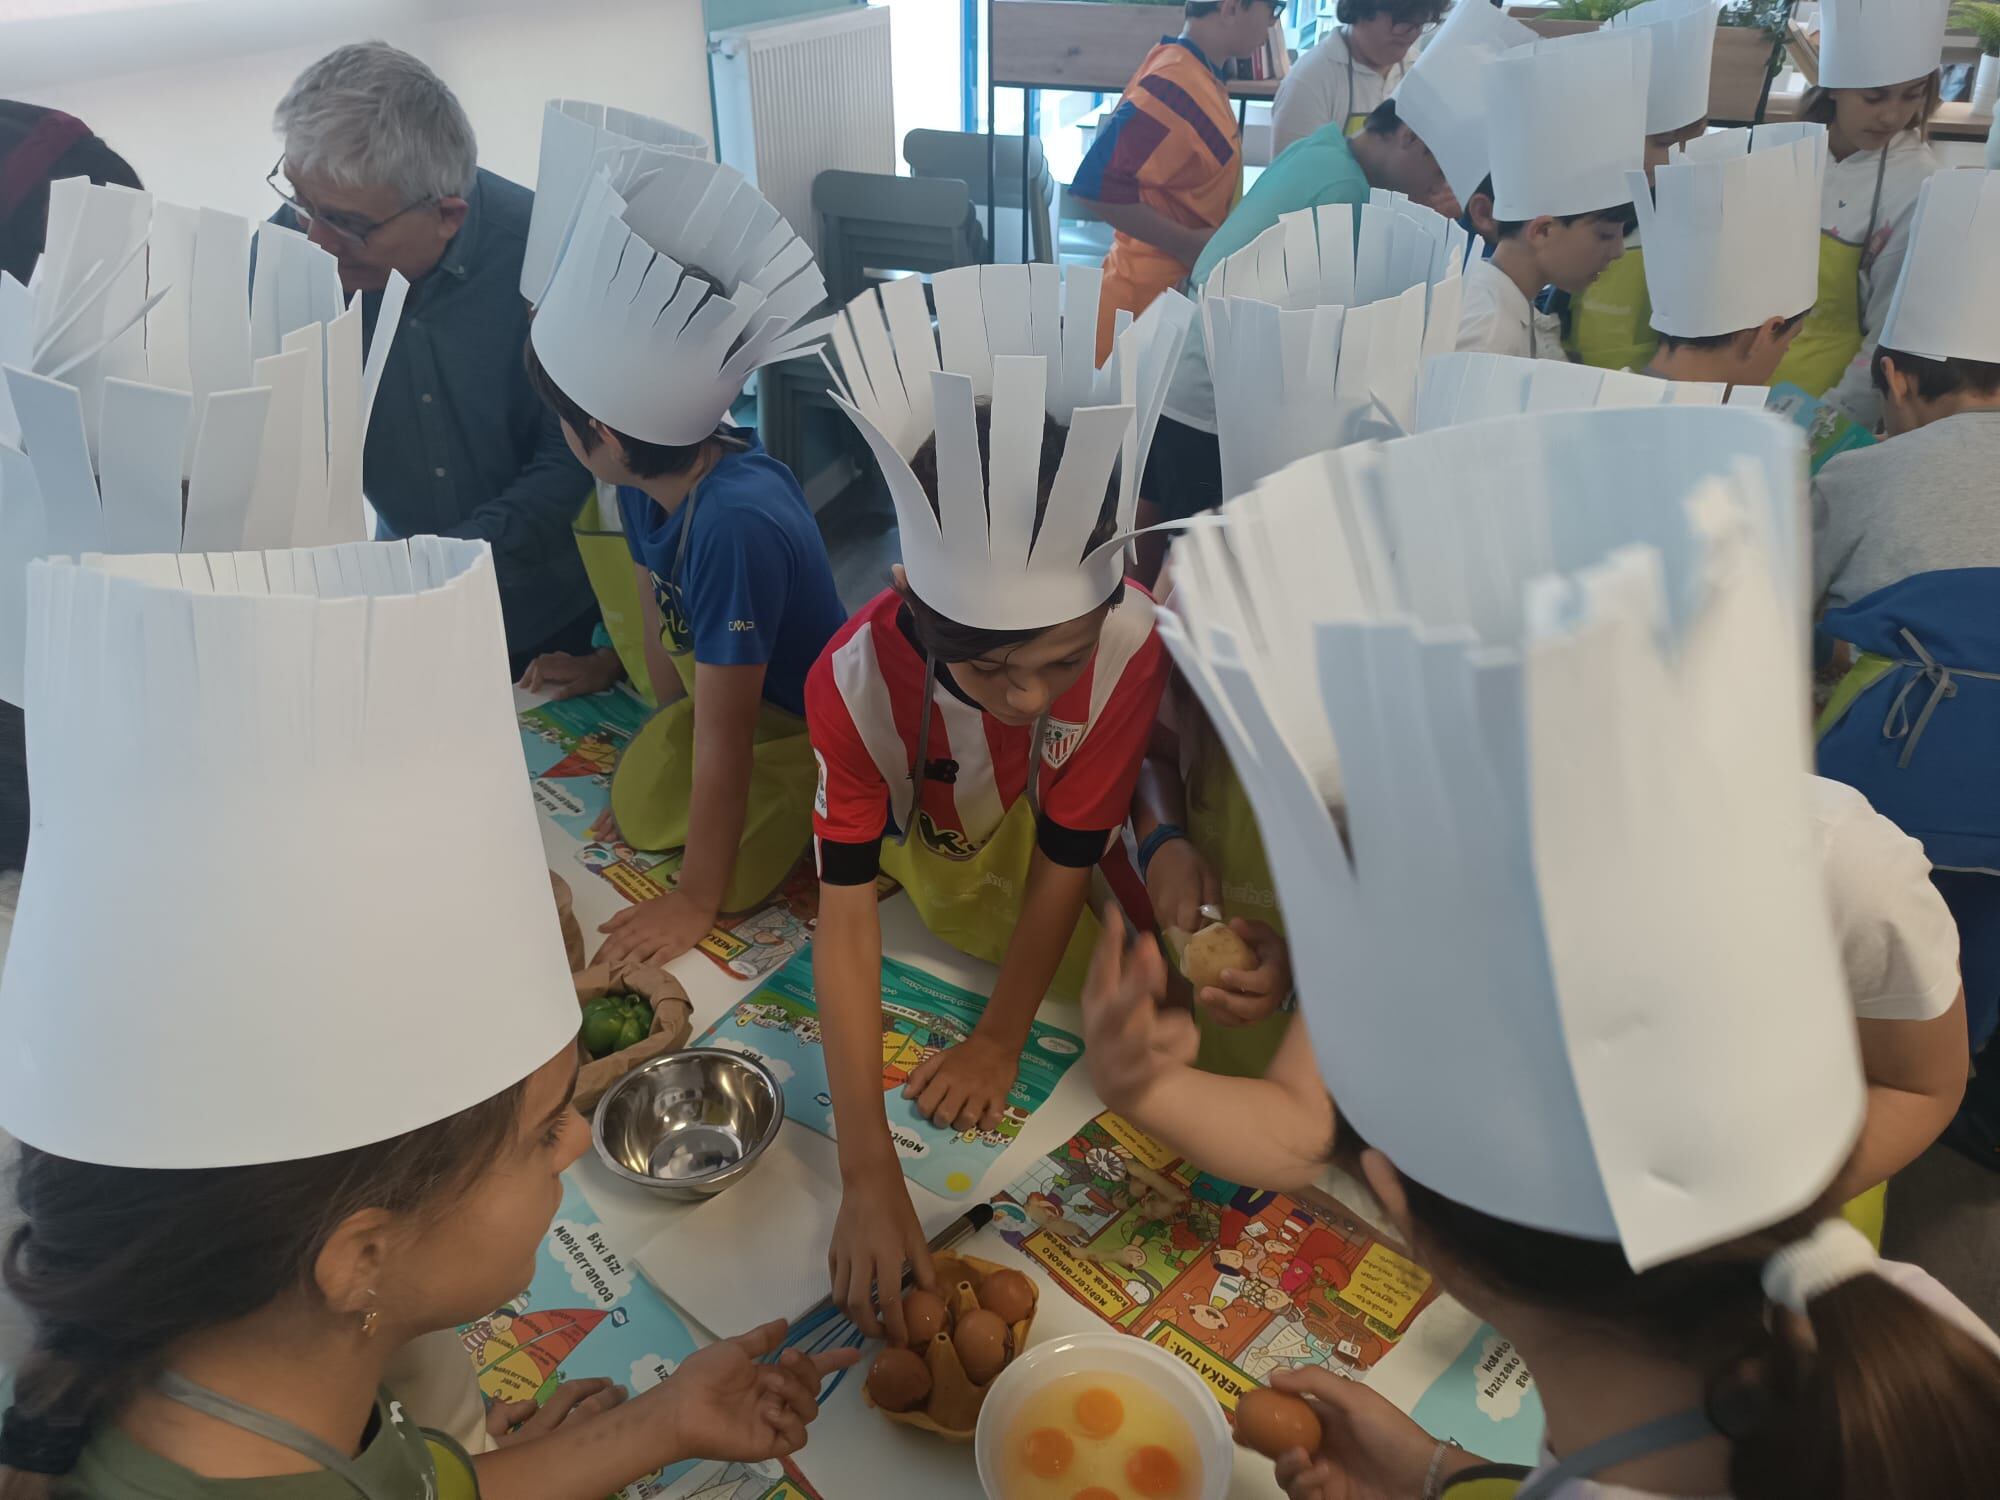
[573,959,694,1114]
[550,872,587,973]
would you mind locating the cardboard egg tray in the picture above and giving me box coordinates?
[864,1253,1039,1440]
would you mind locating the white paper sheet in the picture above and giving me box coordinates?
[183,385,273,552]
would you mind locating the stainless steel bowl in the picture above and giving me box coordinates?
[591,1048,785,1199]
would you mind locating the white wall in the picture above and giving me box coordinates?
[0,0,714,219]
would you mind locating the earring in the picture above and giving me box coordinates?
[360,1289,381,1339]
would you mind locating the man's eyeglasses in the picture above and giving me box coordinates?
[266,158,436,245]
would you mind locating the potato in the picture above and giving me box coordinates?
[1183,921,1257,990]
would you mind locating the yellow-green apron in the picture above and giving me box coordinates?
[879,775,1101,1004]
[578,487,817,915]
[1813,648,1901,1253]
[1566,244,1658,372]
[1186,752,1291,1078]
[1768,229,1868,397]
[573,488,657,708]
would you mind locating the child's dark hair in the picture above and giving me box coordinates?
[1488,192,1639,240]
[1655,309,1808,354]
[1361,98,1418,138]
[1802,73,1942,142]
[522,264,747,479]
[0,1087,526,1496]
[1336,0,1449,24]
[901,403,1123,663]
[1396,1175,2000,1500]
[1872,347,2000,402]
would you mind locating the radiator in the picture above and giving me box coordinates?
[709,5,896,256]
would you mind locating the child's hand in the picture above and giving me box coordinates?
[829,1167,936,1342]
[1081,914,1199,1115]
[485,1378,625,1446]
[903,1033,1020,1132]
[596,890,718,968]
[516,647,623,702]
[651,1320,858,1464]
[1196,919,1291,1028]
[1144,836,1220,936]
[1266,1369,1482,1500]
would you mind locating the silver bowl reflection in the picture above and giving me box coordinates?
[592,1048,784,1199]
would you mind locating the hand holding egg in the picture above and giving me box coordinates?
[863,1255,1040,1437]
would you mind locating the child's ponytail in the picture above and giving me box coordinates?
[1731,1219,2000,1500]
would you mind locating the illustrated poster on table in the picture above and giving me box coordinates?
[693,952,1083,1197]
[521,692,877,982]
[456,1177,826,1500]
[987,1111,1545,1462]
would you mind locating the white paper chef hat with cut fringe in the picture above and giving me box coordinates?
[0,178,406,707]
[529,157,826,447]
[521,98,710,306]
[1159,404,1858,1268]
[1817,0,1950,89]
[1486,28,1652,221]
[1204,192,1466,500]
[1416,350,1765,431]
[1390,0,1539,210]
[1608,0,1721,136]
[1877,168,2000,366]
[1631,123,1825,339]
[0,537,580,1168]
[824,263,1193,631]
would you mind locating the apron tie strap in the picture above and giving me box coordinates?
[1514,1407,1715,1500]
[154,1372,397,1500]
[1877,628,2000,769]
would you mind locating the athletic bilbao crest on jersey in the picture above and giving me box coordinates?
[1041,717,1086,770]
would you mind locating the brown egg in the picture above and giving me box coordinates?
[953,1307,1011,1385]
[901,1287,951,1348]
[978,1267,1036,1325]
[1234,1387,1322,1459]
[865,1346,933,1413]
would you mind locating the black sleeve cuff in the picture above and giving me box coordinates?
[1036,814,1111,869]
[817,837,883,886]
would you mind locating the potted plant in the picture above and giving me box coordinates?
[1511,1,1795,121]
[1956,2,2000,111]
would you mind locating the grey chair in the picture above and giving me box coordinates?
[902,128,1057,264]
[811,169,984,305]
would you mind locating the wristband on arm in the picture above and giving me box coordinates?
[1135,822,1189,881]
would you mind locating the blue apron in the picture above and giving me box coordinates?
[1817,568,2000,1047]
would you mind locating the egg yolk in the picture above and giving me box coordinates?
[1073,1387,1124,1438]
[1126,1445,1183,1498]
[1024,1427,1075,1478]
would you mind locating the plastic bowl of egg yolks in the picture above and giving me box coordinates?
[974,1331,1231,1500]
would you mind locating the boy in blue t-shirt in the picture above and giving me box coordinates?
[520,353,846,965]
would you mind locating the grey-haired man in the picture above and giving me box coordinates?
[269,42,596,672]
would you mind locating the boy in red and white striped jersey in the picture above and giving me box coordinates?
[807,266,1193,1341]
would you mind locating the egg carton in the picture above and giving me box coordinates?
[864,1253,1039,1440]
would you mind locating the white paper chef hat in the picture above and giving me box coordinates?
[1608,0,1721,135]
[1389,0,1539,209]
[521,98,710,305]
[825,263,1193,632]
[529,158,826,447]
[1486,28,1652,221]
[1877,168,2000,365]
[1160,405,1857,1267]
[1417,350,1764,431]
[0,178,405,706]
[1630,124,1826,338]
[1204,193,1466,499]
[1818,0,1950,89]
[0,537,580,1169]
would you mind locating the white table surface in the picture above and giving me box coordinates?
[531,701,1503,1500]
